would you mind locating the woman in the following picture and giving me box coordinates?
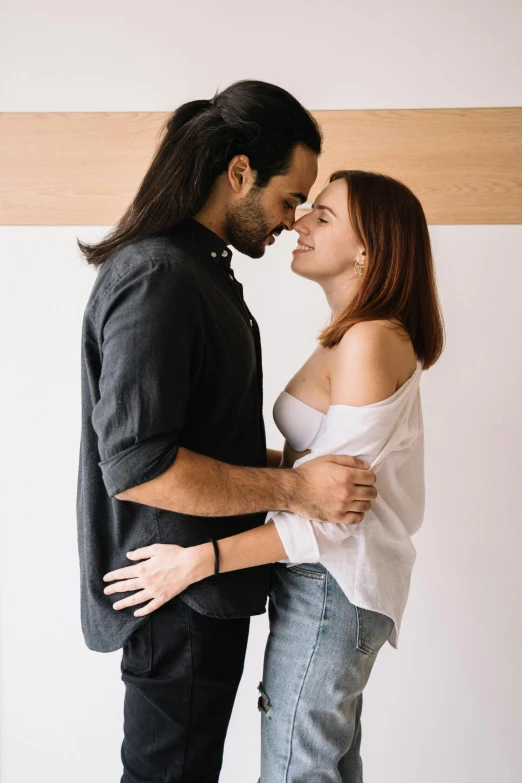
[104,170,444,781]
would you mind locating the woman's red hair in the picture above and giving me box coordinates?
[319,170,444,369]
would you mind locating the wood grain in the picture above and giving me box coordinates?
[0,109,521,225]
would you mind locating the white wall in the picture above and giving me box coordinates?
[1,2,521,782]
[1,0,521,111]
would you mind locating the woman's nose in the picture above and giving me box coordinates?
[293,213,310,233]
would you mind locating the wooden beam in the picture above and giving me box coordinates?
[0,108,521,225]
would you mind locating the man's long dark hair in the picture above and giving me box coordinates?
[79,80,322,268]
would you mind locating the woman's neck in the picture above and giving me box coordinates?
[320,276,359,321]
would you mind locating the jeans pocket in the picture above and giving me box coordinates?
[286,564,326,580]
[355,606,394,656]
[121,618,153,675]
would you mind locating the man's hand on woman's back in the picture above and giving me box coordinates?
[290,455,377,525]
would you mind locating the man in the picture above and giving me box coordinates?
[77,80,376,783]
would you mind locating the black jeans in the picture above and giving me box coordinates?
[120,597,250,783]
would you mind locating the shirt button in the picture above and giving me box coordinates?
[249,319,253,327]
[222,250,228,257]
[229,274,234,280]
[211,251,217,258]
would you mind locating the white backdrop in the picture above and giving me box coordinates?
[1,2,522,782]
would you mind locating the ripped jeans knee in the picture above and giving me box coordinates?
[257,682,271,718]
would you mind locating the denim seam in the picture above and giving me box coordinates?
[287,565,325,580]
[179,604,194,783]
[356,606,382,656]
[122,681,168,777]
[356,606,374,655]
[283,571,329,782]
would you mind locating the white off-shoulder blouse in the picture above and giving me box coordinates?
[268,360,424,648]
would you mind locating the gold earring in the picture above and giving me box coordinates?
[354,258,365,277]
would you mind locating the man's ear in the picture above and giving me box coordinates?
[227,155,254,194]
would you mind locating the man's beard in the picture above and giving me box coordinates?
[225,187,280,259]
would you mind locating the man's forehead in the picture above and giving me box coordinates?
[284,150,318,197]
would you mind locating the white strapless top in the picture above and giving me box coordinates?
[273,391,326,452]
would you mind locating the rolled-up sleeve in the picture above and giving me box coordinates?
[91,258,199,497]
[267,511,321,564]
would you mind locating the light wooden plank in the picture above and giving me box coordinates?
[0,109,521,225]
[315,109,522,225]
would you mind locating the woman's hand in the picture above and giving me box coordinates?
[102,543,214,617]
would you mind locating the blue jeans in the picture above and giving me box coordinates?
[258,563,394,783]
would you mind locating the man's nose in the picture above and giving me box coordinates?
[284,212,298,231]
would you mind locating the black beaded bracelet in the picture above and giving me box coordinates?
[209,538,220,576]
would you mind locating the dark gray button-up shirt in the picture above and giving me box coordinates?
[77,219,269,652]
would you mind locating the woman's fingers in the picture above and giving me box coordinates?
[103,544,190,616]
[113,589,151,611]
[103,564,141,582]
[134,598,165,618]
[104,578,141,596]
[126,546,156,560]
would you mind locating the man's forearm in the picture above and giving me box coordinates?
[115,446,299,516]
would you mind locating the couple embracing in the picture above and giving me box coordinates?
[77,79,444,782]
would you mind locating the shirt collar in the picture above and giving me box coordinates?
[176,218,233,269]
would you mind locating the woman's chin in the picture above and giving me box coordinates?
[291,255,315,280]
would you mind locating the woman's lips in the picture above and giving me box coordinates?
[292,242,314,255]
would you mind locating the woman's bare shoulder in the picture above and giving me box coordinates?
[335,319,411,365]
[329,320,415,406]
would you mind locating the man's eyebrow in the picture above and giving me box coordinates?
[289,192,308,205]
[313,203,337,217]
